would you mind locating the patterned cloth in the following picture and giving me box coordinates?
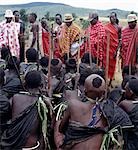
[54,23,64,39]
[122,26,138,66]
[0,20,20,57]
[103,23,120,79]
[84,21,106,66]
[59,23,81,56]
[20,62,38,76]
[54,23,64,58]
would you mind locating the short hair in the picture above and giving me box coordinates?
[122,75,137,89]
[108,88,123,103]
[0,68,5,85]
[25,70,42,89]
[30,13,37,20]
[95,16,98,20]
[66,58,77,73]
[55,13,62,19]
[79,67,93,85]
[92,77,102,88]
[13,10,19,15]
[92,68,105,79]
[51,58,59,66]
[1,47,10,60]
[7,56,20,70]
[122,66,136,76]
[110,12,119,24]
[26,48,38,63]
[81,52,95,64]
[66,58,76,67]
[111,12,117,17]
[81,52,90,64]
[128,79,138,96]
[40,56,49,67]
[63,53,71,63]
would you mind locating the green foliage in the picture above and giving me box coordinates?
[72,13,77,19]
[49,17,55,22]
[81,19,90,29]
[45,11,50,20]
[20,9,28,23]
[44,12,55,22]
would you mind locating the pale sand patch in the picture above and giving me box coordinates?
[112,52,123,88]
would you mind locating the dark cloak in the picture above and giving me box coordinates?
[124,104,138,150]
[61,121,106,149]
[0,90,11,136]
[3,74,22,98]
[62,99,132,149]
[0,102,38,150]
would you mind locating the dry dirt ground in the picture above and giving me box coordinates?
[112,52,123,88]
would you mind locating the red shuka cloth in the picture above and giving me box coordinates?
[42,29,50,56]
[42,29,61,58]
[122,26,138,66]
[104,23,119,80]
[83,21,106,66]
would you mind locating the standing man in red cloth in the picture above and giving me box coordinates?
[121,14,138,69]
[84,12,106,67]
[104,12,121,85]
[41,18,50,56]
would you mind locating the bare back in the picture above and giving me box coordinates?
[11,94,43,148]
[63,91,107,150]
[70,100,107,149]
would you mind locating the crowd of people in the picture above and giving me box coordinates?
[0,9,138,150]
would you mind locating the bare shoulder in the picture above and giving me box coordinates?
[119,100,133,113]
[65,90,81,104]
[12,93,25,104]
[12,93,35,104]
[32,23,39,31]
[119,100,132,107]
[12,93,22,100]
[13,93,27,99]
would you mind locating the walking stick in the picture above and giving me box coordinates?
[74,35,81,90]
[129,64,131,76]
[77,36,81,73]
[88,31,92,68]
[47,25,53,97]
[105,31,110,98]
[97,30,99,67]
[7,30,25,90]
[51,23,54,59]
[36,23,42,59]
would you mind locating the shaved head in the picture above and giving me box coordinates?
[85,74,105,93]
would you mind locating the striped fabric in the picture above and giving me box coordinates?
[42,28,50,56]
[59,23,81,56]
[103,23,120,79]
[85,21,106,64]
[122,26,138,66]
